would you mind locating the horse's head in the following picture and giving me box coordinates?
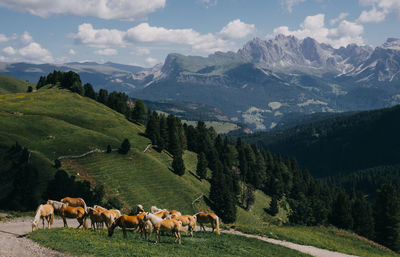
[107,225,114,237]
[31,220,38,232]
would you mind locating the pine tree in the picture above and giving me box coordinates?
[145,111,160,146]
[374,184,400,251]
[268,196,279,216]
[118,139,131,154]
[83,83,96,99]
[132,99,147,124]
[352,192,374,239]
[196,152,208,180]
[172,154,185,176]
[330,190,353,229]
[98,89,108,104]
[158,115,168,151]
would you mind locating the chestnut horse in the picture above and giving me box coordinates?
[194,212,220,235]
[32,204,54,231]
[108,214,152,240]
[168,215,196,237]
[61,197,87,213]
[87,207,104,230]
[60,204,88,229]
[144,213,182,244]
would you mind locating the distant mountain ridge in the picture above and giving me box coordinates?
[2,34,400,130]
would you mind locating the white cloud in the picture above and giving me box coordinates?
[74,22,236,54]
[68,49,76,55]
[3,46,16,55]
[0,55,5,61]
[130,48,150,55]
[219,19,256,39]
[272,14,364,48]
[358,7,386,23]
[145,57,159,66]
[0,0,166,21]
[0,33,17,43]
[95,48,118,56]
[19,42,54,63]
[330,12,349,25]
[280,0,306,13]
[198,0,217,8]
[21,31,33,44]
[358,0,400,23]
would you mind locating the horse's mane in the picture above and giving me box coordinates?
[33,204,43,224]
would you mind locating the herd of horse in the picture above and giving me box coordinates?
[32,197,220,244]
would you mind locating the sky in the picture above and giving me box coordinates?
[0,0,399,67]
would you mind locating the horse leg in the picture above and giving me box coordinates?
[77,218,83,229]
[200,223,205,231]
[123,228,127,239]
[63,217,68,227]
[42,217,45,229]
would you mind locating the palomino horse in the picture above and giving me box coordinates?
[87,207,104,230]
[144,212,182,244]
[32,204,54,231]
[101,209,121,228]
[153,210,170,219]
[61,197,87,213]
[108,214,152,240]
[194,212,220,235]
[166,215,196,237]
[94,205,107,211]
[168,210,182,218]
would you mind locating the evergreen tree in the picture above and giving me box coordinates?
[118,139,131,154]
[330,190,353,229]
[145,111,160,146]
[374,184,400,251]
[352,193,374,239]
[268,196,279,216]
[158,115,168,151]
[98,89,108,104]
[172,154,185,176]
[132,99,147,124]
[167,115,182,156]
[196,152,208,180]
[83,83,96,99]
[27,86,33,92]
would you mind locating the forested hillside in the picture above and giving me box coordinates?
[242,105,400,177]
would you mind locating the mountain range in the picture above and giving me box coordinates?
[2,35,400,130]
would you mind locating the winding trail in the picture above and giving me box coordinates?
[0,216,360,257]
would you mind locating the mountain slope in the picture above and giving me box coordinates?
[241,104,400,177]
[0,75,33,94]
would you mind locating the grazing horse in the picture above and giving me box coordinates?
[168,215,196,237]
[32,204,54,231]
[87,207,104,230]
[144,213,182,244]
[108,214,152,239]
[61,197,87,213]
[101,209,121,228]
[59,204,88,229]
[194,212,220,235]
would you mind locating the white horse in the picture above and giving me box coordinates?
[47,199,67,212]
[144,212,182,244]
[150,206,167,214]
[32,204,54,231]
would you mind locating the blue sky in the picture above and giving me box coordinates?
[0,0,399,67]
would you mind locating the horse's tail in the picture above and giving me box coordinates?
[80,198,88,214]
[215,215,220,235]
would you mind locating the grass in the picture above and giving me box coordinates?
[29,228,311,257]
[235,224,398,257]
[0,75,33,94]
[182,120,240,134]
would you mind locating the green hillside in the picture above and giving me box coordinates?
[0,75,33,94]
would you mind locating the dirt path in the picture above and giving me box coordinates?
[0,217,359,257]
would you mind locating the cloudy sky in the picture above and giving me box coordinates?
[0,0,399,67]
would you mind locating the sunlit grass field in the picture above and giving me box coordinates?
[29,228,311,257]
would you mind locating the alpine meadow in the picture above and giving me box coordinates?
[1,1,400,257]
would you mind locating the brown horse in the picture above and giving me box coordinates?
[60,204,88,229]
[32,204,54,231]
[144,213,182,244]
[194,212,220,235]
[108,214,152,239]
[87,207,104,230]
[61,197,87,213]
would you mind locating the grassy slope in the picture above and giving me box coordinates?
[235,225,398,257]
[182,120,240,134]
[0,75,33,94]
[29,229,310,257]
